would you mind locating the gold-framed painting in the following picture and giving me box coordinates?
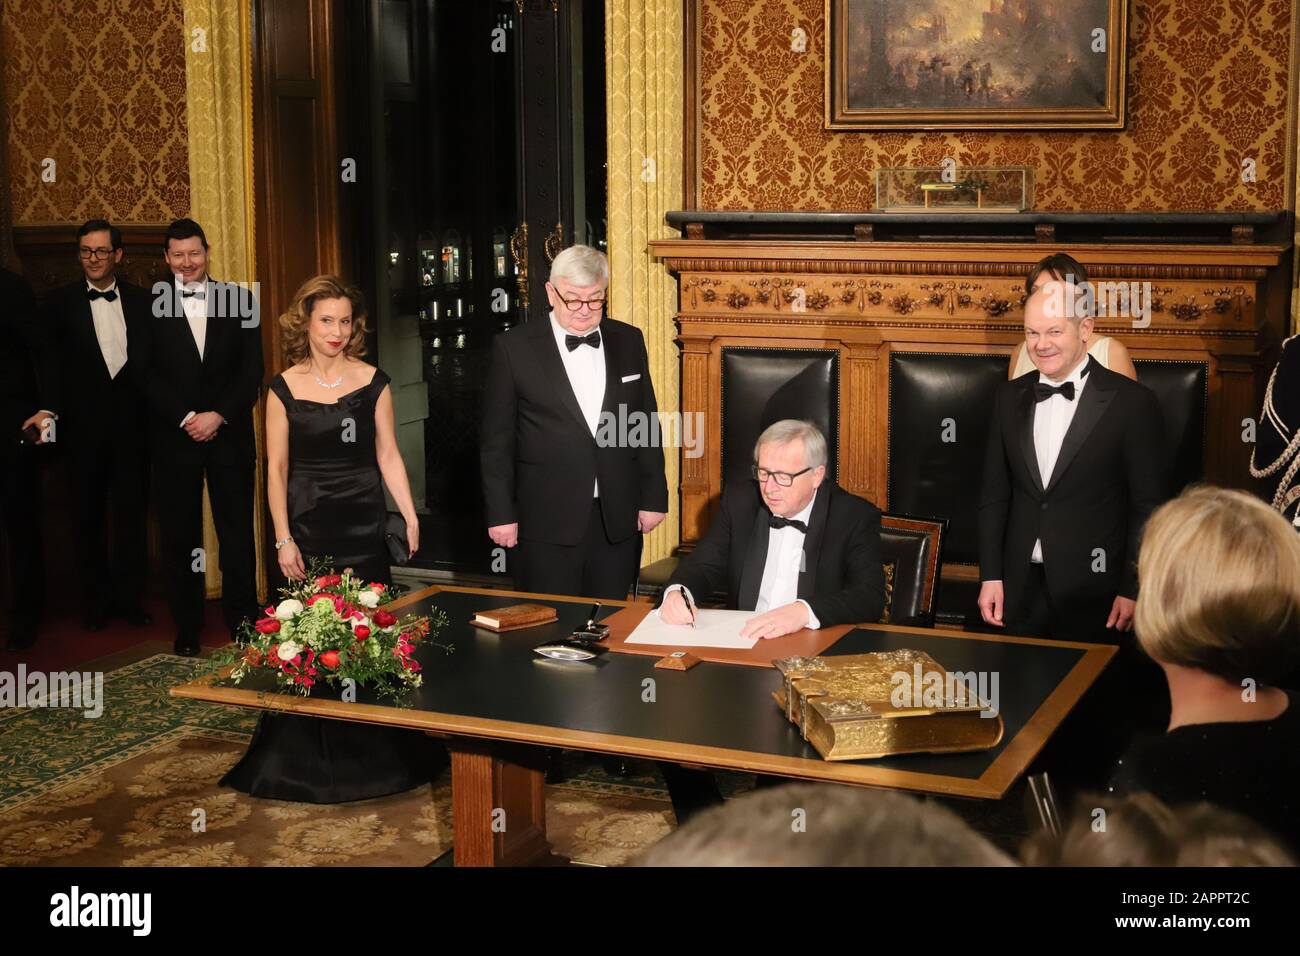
[825,0,1129,130]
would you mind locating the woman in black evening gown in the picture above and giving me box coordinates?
[221,276,442,803]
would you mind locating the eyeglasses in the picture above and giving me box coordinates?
[752,466,812,487]
[557,294,606,313]
[78,247,114,260]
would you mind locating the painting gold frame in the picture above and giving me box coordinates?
[825,0,1129,131]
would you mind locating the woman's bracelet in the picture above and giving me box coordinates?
[274,535,294,550]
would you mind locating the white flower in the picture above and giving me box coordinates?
[350,615,370,632]
[274,599,304,620]
[357,590,380,609]
[277,640,302,661]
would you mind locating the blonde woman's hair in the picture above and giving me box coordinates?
[1135,484,1300,683]
[278,275,370,368]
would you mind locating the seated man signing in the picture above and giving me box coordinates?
[660,419,886,637]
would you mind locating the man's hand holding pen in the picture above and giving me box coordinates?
[660,587,697,628]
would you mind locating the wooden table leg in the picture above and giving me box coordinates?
[438,735,567,867]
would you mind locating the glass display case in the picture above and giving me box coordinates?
[875,166,1034,213]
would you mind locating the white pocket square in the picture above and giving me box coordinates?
[621,373,641,383]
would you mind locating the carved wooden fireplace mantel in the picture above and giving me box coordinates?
[649,212,1293,567]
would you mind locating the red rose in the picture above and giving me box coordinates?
[263,605,275,617]
[369,582,385,592]
[374,610,397,627]
[319,650,341,669]
[308,594,333,607]
[354,625,370,640]
[254,617,281,634]
[316,574,342,589]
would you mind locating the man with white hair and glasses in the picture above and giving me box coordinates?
[661,418,885,637]
[656,418,886,820]
[481,244,667,599]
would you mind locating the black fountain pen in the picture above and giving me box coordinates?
[680,588,697,629]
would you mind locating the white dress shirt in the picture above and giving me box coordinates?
[550,311,606,497]
[1031,356,1090,563]
[179,277,207,360]
[756,489,821,628]
[87,280,127,380]
[178,278,208,428]
[664,490,821,630]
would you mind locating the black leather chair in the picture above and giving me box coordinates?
[880,513,948,627]
[638,346,842,603]
[1133,358,1208,495]
[887,352,1008,565]
[721,346,840,484]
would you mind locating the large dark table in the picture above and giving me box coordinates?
[172,585,1114,866]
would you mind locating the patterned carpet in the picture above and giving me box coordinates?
[0,654,680,866]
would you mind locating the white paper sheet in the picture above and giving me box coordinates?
[624,609,759,649]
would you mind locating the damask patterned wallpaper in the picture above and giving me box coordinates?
[4,0,190,225]
[698,0,1293,211]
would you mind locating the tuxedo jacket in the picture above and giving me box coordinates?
[479,316,668,546]
[0,268,50,444]
[42,279,150,449]
[665,481,886,627]
[978,356,1167,619]
[131,279,263,466]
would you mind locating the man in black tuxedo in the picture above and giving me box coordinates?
[978,277,1167,794]
[1,267,53,651]
[656,418,886,820]
[480,244,667,599]
[661,419,886,635]
[977,278,1166,643]
[38,220,152,632]
[132,218,262,656]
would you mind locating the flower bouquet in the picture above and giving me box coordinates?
[211,558,450,699]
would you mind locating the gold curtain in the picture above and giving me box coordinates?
[182,0,266,602]
[606,0,684,566]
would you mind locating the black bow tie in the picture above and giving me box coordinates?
[1035,381,1075,402]
[565,330,600,351]
[769,515,808,534]
[87,287,118,302]
[181,288,205,299]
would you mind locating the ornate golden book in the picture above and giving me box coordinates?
[773,649,1004,761]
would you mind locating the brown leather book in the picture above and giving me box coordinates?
[469,603,558,632]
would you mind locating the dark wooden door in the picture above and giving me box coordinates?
[339,0,603,575]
